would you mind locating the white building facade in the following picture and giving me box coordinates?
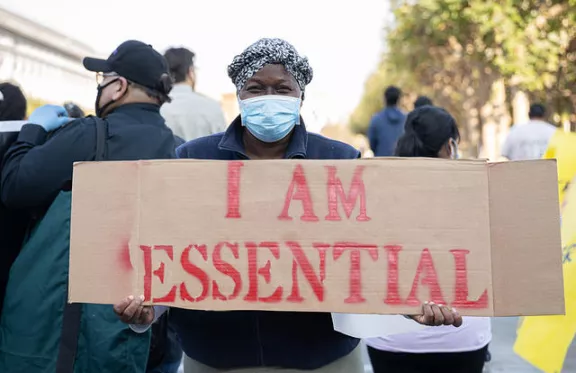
[0,6,99,109]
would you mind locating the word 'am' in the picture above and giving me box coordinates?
[226,162,370,222]
[141,241,488,309]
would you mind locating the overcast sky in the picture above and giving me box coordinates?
[0,0,390,129]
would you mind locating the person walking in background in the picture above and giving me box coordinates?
[501,103,557,161]
[365,106,491,373]
[414,95,433,109]
[161,47,227,141]
[0,82,30,320]
[368,86,406,156]
[63,101,85,118]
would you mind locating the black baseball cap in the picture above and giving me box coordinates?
[83,40,169,92]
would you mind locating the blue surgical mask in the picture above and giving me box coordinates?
[239,95,301,143]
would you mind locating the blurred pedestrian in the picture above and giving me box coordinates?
[501,103,556,160]
[365,106,491,373]
[368,86,406,156]
[63,101,85,118]
[114,38,463,373]
[414,95,433,108]
[161,47,227,141]
[0,82,30,320]
[0,83,27,121]
[0,40,181,373]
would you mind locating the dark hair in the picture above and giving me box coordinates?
[164,47,195,84]
[131,83,171,105]
[414,96,433,108]
[384,86,401,106]
[395,106,460,158]
[130,73,172,105]
[0,82,27,120]
[63,102,85,118]
[529,103,546,119]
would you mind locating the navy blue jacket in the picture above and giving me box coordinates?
[367,107,406,157]
[174,116,361,370]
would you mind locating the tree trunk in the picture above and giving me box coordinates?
[511,89,529,126]
[480,79,510,160]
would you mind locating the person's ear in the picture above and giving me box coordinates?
[111,78,129,100]
[188,67,196,88]
[448,138,459,159]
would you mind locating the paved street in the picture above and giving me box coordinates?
[361,317,576,372]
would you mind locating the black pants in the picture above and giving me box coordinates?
[367,345,488,373]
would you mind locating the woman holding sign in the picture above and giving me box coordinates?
[114,39,463,373]
[365,106,491,373]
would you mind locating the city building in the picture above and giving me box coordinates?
[0,6,99,111]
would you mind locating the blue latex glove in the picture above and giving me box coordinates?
[28,104,71,132]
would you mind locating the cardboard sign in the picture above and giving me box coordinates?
[69,158,564,316]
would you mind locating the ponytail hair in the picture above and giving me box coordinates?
[395,129,428,157]
[395,106,459,158]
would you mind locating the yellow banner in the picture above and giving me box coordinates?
[514,130,574,372]
[543,130,576,205]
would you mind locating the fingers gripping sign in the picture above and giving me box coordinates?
[409,301,463,327]
[113,295,155,325]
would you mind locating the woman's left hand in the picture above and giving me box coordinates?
[408,301,463,327]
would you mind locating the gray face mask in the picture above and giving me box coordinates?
[449,138,459,160]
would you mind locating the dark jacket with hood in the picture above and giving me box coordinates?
[367,106,406,156]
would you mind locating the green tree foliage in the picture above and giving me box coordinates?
[351,0,576,148]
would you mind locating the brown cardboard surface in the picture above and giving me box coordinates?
[488,160,564,316]
[69,158,563,316]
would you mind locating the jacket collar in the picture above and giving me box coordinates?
[218,115,308,159]
[108,103,161,115]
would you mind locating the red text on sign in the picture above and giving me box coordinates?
[224,162,371,222]
[140,243,488,310]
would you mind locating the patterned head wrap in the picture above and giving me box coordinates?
[227,38,313,94]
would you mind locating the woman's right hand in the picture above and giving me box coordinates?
[113,295,155,325]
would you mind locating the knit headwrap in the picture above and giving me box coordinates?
[227,38,313,93]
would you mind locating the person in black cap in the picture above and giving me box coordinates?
[83,40,174,118]
[1,40,181,210]
[0,41,181,373]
